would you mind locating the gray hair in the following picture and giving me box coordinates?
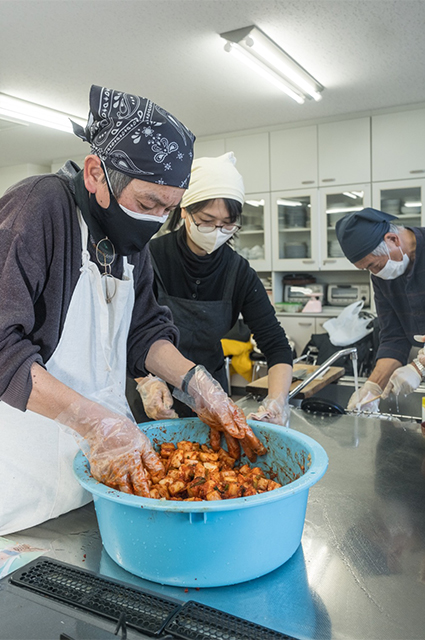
[103,167,133,198]
[371,223,404,256]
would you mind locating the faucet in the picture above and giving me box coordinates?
[288,347,358,399]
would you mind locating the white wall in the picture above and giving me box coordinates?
[0,163,50,196]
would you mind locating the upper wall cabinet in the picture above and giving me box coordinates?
[318,117,371,186]
[270,125,318,191]
[372,109,425,182]
[194,138,226,160]
[225,133,270,193]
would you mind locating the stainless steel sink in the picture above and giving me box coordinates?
[312,376,425,421]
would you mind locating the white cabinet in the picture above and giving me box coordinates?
[225,133,270,193]
[234,192,272,271]
[318,117,371,186]
[372,109,425,182]
[271,188,320,271]
[278,315,315,356]
[271,184,370,273]
[277,314,332,356]
[194,138,225,159]
[372,178,425,226]
[270,125,318,190]
[320,183,371,270]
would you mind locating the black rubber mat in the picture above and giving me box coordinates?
[166,600,298,640]
[9,557,179,636]
[9,557,299,640]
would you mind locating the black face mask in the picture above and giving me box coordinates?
[88,187,163,256]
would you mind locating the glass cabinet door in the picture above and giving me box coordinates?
[271,189,319,270]
[372,179,425,227]
[233,192,271,270]
[320,183,371,270]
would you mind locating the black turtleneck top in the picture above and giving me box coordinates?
[149,226,293,369]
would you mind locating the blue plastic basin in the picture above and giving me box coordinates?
[73,418,328,587]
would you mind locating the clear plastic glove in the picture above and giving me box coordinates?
[55,397,164,496]
[414,335,425,368]
[174,365,267,462]
[347,380,383,412]
[248,393,291,427]
[381,364,422,399]
[136,375,178,420]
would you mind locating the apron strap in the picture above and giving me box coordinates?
[77,209,91,265]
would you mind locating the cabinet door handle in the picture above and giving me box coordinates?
[302,259,315,263]
[321,178,336,183]
[301,180,315,184]
[323,259,337,263]
[409,169,425,174]
[299,322,313,326]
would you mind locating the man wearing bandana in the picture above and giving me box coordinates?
[0,85,265,535]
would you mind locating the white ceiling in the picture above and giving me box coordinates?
[1,0,425,168]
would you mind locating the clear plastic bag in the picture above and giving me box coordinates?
[323,301,374,347]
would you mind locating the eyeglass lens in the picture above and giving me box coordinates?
[96,238,115,267]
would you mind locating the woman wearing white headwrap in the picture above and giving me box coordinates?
[136,153,293,433]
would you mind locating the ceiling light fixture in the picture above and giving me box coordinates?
[0,93,86,133]
[220,25,324,104]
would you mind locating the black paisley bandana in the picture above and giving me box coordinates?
[71,85,195,188]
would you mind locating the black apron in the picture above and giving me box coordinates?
[151,252,239,416]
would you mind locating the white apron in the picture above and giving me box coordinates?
[0,211,135,535]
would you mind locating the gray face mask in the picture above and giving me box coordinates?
[374,246,410,280]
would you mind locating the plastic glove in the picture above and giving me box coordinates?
[414,335,425,368]
[347,380,383,412]
[55,397,164,497]
[381,364,422,399]
[248,393,291,427]
[174,365,266,462]
[136,375,178,420]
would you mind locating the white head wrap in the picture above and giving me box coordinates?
[180,152,245,208]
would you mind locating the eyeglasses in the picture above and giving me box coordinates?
[96,238,116,271]
[95,237,116,303]
[189,212,240,235]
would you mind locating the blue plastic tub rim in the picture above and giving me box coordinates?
[73,419,328,513]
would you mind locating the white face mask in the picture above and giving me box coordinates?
[119,203,169,224]
[187,218,236,254]
[374,245,410,280]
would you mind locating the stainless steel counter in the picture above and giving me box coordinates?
[10,409,425,640]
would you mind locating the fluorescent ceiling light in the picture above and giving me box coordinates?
[220,25,324,104]
[0,93,86,133]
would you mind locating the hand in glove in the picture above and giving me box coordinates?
[136,375,178,420]
[347,380,383,412]
[248,393,291,427]
[55,397,164,497]
[414,335,425,368]
[381,364,422,399]
[174,365,266,462]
